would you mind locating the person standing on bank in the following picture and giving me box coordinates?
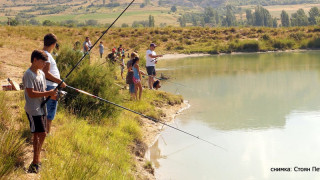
[99,41,104,58]
[126,52,137,100]
[83,37,92,53]
[23,50,57,173]
[42,33,66,134]
[131,57,143,100]
[146,43,162,89]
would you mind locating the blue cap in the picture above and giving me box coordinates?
[150,43,157,47]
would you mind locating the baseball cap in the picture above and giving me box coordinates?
[150,43,157,47]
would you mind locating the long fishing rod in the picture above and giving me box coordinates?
[66,85,227,151]
[41,0,136,107]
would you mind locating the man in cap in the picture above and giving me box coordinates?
[146,43,162,89]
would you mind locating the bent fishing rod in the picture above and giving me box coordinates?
[41,0,135,107]
[66,85,227,151]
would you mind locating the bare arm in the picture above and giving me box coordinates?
[136,64,142,80]
[43,63,66,88]
[128,65,133,72]
[26,88,57,98]
[139,70,146,75]
[149,54,163,58]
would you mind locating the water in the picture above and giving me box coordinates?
[146,51,320,180]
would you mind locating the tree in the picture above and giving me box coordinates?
[225,5,236,27]
[309,7,320,25]
[42,20,55,26]
[86,19,98,26]
[253,6,272,27]
[204,7,214,23]
[148,15,155,27]
[246,9,253,25]
[121,23,129,28]
[171,5,177,12]
[192,15,198,26]
[291,9,308,26]
[178,15,186,27]
[281,10,290,27]
[214,11,220,25]
[29,19,40,26]
[9,18,19,26]
[272,18,278,28]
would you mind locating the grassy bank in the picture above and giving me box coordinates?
[1,26,320,57]
[0,88,183,179]
[0,44,183,179]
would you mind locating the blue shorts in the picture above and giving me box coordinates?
[129,84,135,93]
[46,85,58,121]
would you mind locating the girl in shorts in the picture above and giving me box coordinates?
[132,57,142,100]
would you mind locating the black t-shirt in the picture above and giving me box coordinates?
[108,53,116,63]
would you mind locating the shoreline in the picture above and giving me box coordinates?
[136,100,190,179]
[161,53,211,60]
[160,49,320,61]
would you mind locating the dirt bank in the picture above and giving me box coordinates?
[135,100,189,179]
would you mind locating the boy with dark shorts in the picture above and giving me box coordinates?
[23,50,57,173]
[146,43,162,89]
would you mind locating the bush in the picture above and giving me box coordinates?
[307,38,320,48]
[56,48,121,123]
[229,40,260,52]
[261,34,271,41]
[273,39,295,50]
[43,20,55,26]
[289,32,306,41]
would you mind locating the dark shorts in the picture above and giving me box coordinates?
[146,66,156,76]
[26,113,47,133]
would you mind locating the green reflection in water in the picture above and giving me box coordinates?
[148,51,320,180]
[157,51,320,130]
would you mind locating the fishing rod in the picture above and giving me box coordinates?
[41,0,136,107]
[66,85,227,151]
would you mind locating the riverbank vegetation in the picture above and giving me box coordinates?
[1,25,320,56]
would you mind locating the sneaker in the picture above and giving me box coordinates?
[27,163,40,174]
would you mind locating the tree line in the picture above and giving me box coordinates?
[178,5,320,28]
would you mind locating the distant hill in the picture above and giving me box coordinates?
[1,0,320,27]
[1,0,320,8]
[159,0,320,7]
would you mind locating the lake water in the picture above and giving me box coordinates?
[145,51,320,180]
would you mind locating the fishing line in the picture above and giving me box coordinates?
[66,85,227,151]
[41,0,136,107]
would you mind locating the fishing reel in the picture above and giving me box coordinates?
[57,90,67,101]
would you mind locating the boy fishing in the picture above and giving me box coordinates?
[42,33,66,134]
[23,50,57,173]
[146,43,163,89]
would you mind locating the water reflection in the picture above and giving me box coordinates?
[158,52,320,130]
[148,51,320,180]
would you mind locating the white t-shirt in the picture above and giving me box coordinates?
[45,51,60,86]
[146,49,156,67]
